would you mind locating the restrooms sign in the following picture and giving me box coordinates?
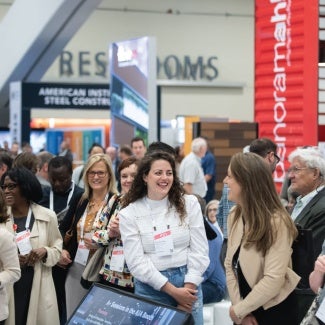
[255,0,318,185]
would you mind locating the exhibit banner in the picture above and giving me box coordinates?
[255,0,318,184]
[109,36,157,146]
[46,127,104,162]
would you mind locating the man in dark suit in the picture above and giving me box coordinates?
[288,146,325,323]
[39,156,84,325]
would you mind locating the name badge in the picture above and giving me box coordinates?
[153,225,174,256]
[110,246,125,272]
[15,230,32,255]
[74,240,90,266]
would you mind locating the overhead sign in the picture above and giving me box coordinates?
[21,82,110,109]
[9,82,22,143]
[255,0,318,184]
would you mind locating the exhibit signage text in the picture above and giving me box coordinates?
[255,0,318,190]
[22,83,110,109]
[58,50,219,81]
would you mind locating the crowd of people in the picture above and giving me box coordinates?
[0,136,324,325]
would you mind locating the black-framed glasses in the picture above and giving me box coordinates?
[268,151,281,164]
[1,183,17,191]
[87,171,107,178]
[274,153,280,164]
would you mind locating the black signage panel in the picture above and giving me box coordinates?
[67,283,194,325]
[22,82,110,109]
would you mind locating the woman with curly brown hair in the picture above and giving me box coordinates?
[119,151,209,325]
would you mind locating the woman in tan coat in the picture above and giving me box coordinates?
[1,167,62,325]
[224,152,300,325]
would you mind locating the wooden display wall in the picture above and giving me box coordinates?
[194,121,258,199]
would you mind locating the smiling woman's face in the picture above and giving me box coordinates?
[120,163,138,195]
[2,176,24,208]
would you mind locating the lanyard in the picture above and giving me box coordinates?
[79,192,109,240]
[11,206,32,234]
[49,181,75,211]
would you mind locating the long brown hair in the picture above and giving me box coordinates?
[121,151,186,221]
[229,152,297,255]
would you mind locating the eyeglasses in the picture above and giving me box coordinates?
[268,151,280,164]
[287,166,309,175]
[274,153,280,164]
[208,208,218,212]
[87,171,107,178]
[1,183,17,191]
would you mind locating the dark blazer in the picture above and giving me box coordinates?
[294,187,325,261]
[59,198,89,261]
[59,192,115,261]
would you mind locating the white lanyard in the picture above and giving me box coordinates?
[49,181,75,211]
[79,193,109,240]
[11,206,32,233]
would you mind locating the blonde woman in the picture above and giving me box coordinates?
[60,154,118,318]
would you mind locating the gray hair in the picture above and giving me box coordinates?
[191,137,207,154]
[288,147,325,177]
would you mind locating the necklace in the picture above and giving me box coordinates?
[89,193,108,209]
[89,200,104,209]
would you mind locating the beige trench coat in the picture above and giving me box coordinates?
[5,203,62,325]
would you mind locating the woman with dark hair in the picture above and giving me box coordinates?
[1,167,62,325]
[91,156,140,292]
[119,152,209,325]
[224,153,300,325]
[0,189,20,325]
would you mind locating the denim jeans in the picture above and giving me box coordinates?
[135,265,203,325]
[202,280,225,304]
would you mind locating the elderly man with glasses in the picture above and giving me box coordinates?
[287,146,325,322]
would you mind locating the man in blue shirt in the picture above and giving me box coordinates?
[202,149,217,203]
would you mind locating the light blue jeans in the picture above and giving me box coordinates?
[135,265,203,325]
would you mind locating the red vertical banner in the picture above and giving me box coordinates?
[255,0,319,187]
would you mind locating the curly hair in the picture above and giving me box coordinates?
[121,151,186,221]
[1,167,43,203]
[0,189,9,223]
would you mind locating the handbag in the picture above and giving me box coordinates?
[63,198,84,248]
[300,288,322,325]
[63,215,75,247]
[292,225,314,288]
[80,246,106,289]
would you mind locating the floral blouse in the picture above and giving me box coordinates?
[92,194,133,290]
